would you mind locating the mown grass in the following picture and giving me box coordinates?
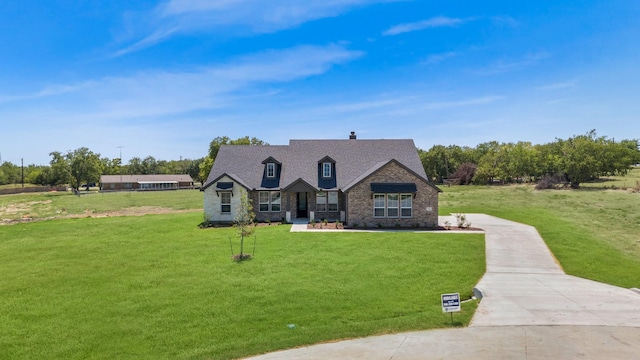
[440,182,640,288]
[0,190,203,222]
[0,213,484,360]
[581,166,640,189]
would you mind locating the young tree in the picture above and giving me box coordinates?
[233,189,256,261]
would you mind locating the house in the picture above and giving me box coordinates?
[100,174,194,191]
[202,132,441,227]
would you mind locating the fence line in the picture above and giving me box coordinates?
[0,186,68,195]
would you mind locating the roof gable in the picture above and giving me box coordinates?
[343,159,440,192]
[203,139,431,191]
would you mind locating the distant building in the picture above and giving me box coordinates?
[100,174,194,191]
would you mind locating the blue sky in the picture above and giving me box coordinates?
[1,0,639,165]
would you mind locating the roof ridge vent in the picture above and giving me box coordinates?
[349,131,357,140]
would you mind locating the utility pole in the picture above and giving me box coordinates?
[117,146,124,190]
[21,158,24,188]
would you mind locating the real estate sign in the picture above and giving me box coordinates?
[441,293,461,313]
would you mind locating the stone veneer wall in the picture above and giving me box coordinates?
[203,176,244,223]
[346,162,439,228]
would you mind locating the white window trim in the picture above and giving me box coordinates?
[316,191,327,212]
[220,192,231,213]
[373,194,386,218]
[328,191,338,212]
[373,193,413,218]
[316,191,339,212]
[387,194,399,218]
[322,162,332,178]
[259,191,281,212]
[400,194,412,218]
[259,191,270,212]
[270,191,281,212]
[266,163,276,178]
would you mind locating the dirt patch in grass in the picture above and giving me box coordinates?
[0,206,200,226]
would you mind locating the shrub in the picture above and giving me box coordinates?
[453,213,471,228]
[450,162,477,185]
[535,174,567,190]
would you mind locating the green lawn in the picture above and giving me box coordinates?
[440,182,640,288]
[0,213,484,360]
[581,166,640,189]
[2,176,640,359]
[0,190,203,223]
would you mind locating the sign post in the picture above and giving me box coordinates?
[441,293,461,325]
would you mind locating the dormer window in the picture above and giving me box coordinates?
[322,162,331,178]
[266,163,276,178]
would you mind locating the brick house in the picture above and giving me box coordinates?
[202,132,441,227]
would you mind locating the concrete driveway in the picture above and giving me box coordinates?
[245,214,640,359]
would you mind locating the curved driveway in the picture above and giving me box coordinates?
[246,214,640,359]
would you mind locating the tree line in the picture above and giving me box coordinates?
[0,149,204,190]
[0,136,266,190]
[1,131,638,190]
[419,130,640,188]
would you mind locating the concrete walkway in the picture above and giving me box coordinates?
[245,214,640,359]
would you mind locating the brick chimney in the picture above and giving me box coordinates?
[349,131,357,140]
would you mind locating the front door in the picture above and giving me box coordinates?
[296,192,307,218]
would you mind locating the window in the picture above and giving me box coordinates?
[270,191,281,212]
[316,192,327,211]
[373,193,413,218]
[221,192,231,213]
[317,191,338,212]
[401,194,412,217]
[259,192,270,212]
[328,191,338,211]
[259,191,281,212]
[266,163,276,178]
[322,162,331,178]
[373,194,386,217]
[387,194,399,217]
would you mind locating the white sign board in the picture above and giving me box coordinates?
[441,293,461,313]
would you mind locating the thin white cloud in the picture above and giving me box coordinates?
[383,16,465,36]
[491,16,520,27]
[112,27,180,58]
[474,52,549,75]
[421,95,504,110]
[310,93,504,118]
[422,52,458,65]
[0,83,95,104]
[114,0,388,56]
[1,44,362,120]
[536,81,576,90]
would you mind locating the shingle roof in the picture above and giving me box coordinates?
[203,139,431,191]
